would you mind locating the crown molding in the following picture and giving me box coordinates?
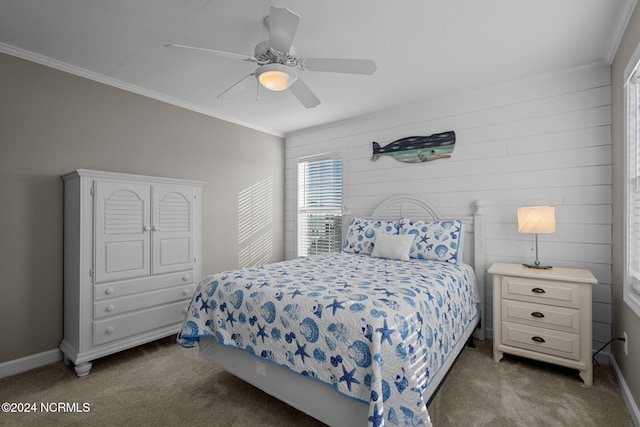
[0,42,284,138]
[604,0,638,64]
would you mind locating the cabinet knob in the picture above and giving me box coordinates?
[531,287,546,294]
[152,225,159,231]
[105,327,114,334]
[182,308,188,314]
[106,305,115,312]
[182,275,190,281]
[143,225,151,232]
[182,289,190,296]
[105,288,114,295]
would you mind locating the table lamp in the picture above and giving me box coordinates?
[517,205,556,269]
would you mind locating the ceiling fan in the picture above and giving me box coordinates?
[165,6,377,108]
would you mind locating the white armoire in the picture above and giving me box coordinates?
[60,169,204,376]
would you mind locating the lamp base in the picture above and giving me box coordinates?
[522,263,553,269]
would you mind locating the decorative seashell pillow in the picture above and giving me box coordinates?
[399,218,464,264]
[342,217,399,255]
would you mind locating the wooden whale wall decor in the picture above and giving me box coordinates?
[371,131,456,163]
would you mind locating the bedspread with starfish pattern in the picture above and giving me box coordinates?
[178,252,478,427]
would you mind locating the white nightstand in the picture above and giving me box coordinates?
[488,262,597,386]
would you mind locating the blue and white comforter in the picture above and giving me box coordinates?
[178,252,478,427]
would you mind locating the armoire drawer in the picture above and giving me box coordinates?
[501,276,581,308]
[93,300,189,346]
[501,299,580,333]
[94,284,194,319]
[94,270,195,301]
[501,321,580,361]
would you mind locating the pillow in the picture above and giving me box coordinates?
[342,217,399,255]
[399,218,464,264]
[371,233,415,261]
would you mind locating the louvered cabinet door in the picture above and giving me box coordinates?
[94,181,151,283]
[151,184,195,275]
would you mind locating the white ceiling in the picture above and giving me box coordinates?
[0,0,634,136]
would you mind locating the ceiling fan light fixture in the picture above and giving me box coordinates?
[256,64,297,91]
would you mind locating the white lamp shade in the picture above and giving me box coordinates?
[517,206,556,234]
[256,64,298,91]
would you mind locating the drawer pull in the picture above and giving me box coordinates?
[531,311,545,318]
[106,305,114,312]
[531,336,546,343]
[531,287,546,294]
[105,287,114,295]
[182,275,190,282]
[182,289,190,296]
[105,327,114,334]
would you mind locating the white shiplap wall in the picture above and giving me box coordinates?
[285,62,612,352]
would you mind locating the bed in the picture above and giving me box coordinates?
[178,196,486,427]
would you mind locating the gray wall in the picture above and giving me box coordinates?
[0,52,285,363]
[612,2,640,415]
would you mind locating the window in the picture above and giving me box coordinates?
[297,154,343,257]
[625,44,640,317]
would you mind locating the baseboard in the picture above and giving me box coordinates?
[610,354,640,427]
[0,348,63,379]
[594,349,611,365]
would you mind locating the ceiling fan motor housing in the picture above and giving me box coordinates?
[254,41,299,67]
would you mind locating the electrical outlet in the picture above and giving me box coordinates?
[624,332,628,356]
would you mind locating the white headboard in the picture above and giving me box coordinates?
[367,195,486,340]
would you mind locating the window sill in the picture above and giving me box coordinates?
[624,289,640,318]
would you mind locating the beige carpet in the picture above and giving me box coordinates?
[0,336,632,427]
[428,340,633,427]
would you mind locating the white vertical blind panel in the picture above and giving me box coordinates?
[630,70,640,294]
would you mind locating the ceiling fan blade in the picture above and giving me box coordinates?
[302,58,377,75]
[217,73,256,99]
[164,44,257,63]
[267,6,300,53]
[289,78,320,109]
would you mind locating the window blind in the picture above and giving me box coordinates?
[297,155,343,257]
[630,69,640,295]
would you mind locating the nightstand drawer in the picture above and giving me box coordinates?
[501,276,580,308]
[502,321,580,360]
[502,300,580,333]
